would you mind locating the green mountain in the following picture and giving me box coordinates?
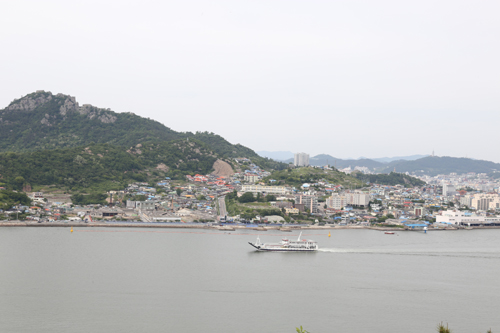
[381,156,500,176]
[0,140,220,192]
[263,167,365,188]
[0,91,285,170]
[353,172,426,187]
[281,154,385,169]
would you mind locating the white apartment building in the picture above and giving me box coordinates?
[460,195,473,208]
[241,185,287,195]
[294,153,309,167]
[243,174,259,183]
[471,193,500,211]
[343,192,370,207]
[326,193,345,210]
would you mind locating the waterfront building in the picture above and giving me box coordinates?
[436,209,500,225]
[294,153,309,167]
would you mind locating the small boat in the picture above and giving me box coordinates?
[249,232,318,252]
[384,231,395,235]
[218,226,235,231]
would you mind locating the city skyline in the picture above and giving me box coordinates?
[1,1,499,162]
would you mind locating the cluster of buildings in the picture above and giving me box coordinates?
[4,159,500,228]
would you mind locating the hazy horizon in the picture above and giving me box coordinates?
[1,1,499,162]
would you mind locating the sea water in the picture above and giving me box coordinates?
[1,227,499,333]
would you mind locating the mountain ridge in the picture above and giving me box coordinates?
[0,91,286,171]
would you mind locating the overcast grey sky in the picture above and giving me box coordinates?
[1,1,499,161]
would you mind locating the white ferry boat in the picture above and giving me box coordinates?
[248,232,318,252]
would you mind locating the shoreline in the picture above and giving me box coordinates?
[1,221,499,231]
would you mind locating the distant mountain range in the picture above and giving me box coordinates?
[258,151,428,164]
[257,151,500,176]
[257,151,295,161]
[371,155,429,163]
[380,156,500,176]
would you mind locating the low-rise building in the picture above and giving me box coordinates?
[436,209,500,225]
[241,185,287,195]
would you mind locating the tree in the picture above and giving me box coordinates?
[238,192,255,203]
[227,190,237,200]
[265,194,276,202]
[176,188,182,197]
[437,322,451,333]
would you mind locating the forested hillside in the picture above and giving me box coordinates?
[0,140,220,192]
[263,167,364,188]
[0,190,31,210]
[353,172,426,187]
[0,91,286,170]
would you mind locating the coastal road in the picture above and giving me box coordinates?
[218,196,227,219]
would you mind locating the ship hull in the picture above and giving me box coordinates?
[248,242,318,252]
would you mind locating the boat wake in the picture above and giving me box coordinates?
[318,248,378,253]
[318,248,500,259]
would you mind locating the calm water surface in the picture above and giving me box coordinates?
[1,227,500,333]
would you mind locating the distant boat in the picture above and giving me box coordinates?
[384,232,395,235]
[249,232,318,252]
[218,226,235,231]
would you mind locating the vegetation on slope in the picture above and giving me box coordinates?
[263,167,364,188]
[188,132,287,170]
[0,92,180,152]
[353,172,426,187]
[0,140,219,193]
[225,190,286,220]
[0,91,286,171]
[0,190,31,210]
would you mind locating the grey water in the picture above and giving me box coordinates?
[1,227,500,333]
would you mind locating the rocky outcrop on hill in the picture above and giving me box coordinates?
[4,90,117,124]
[5,90,54,112]
[0,91,285,172]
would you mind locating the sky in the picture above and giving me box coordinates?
[1,0,499,161]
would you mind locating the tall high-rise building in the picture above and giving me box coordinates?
[294,153,309,166]
[443,183,456,197]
